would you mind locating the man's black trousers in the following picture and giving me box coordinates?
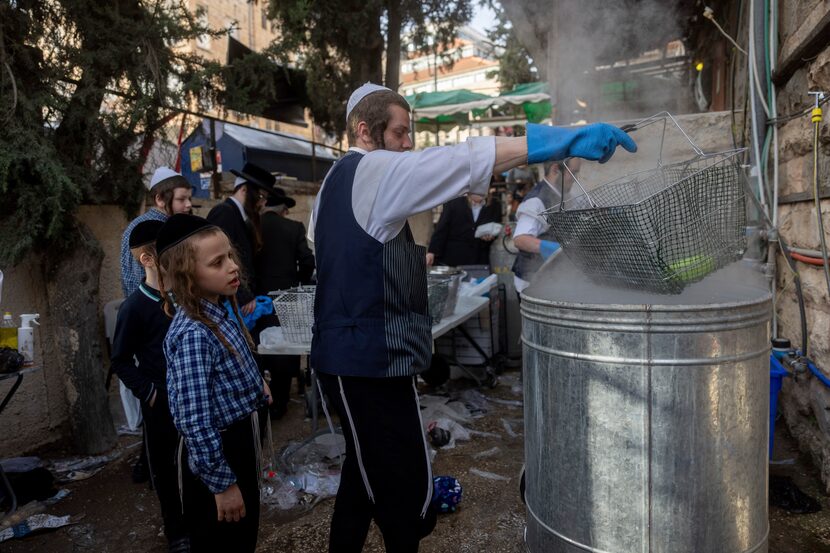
[318,372,437,553]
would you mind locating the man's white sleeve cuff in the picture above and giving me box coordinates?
[468,137,496,196]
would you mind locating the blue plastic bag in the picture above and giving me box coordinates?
[431,476,463,513]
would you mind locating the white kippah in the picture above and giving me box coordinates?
[147,166,183,191]
[346,82,393,122]
[233,176,247,188]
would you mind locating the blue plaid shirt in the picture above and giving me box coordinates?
[164,299,264,494]
[120,208,168,297]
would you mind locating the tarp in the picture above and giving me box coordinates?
[180,120,339,198]
[221,123,338,160]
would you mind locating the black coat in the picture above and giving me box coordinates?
[207,198,256,304]
[428,197,501,267]
[256,211,315,294]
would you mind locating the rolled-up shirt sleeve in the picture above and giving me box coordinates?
[513,197,547,238]
[353,137,496,243]
[166,330,236,494]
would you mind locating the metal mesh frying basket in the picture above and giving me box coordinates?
[272,286,316,343]
[541,113,748,294]
[428,276,451,325]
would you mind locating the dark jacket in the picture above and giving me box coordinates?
[111,283,171,404]
[428,196,501,267]
[256,211,315,294]
[207,198,256,304]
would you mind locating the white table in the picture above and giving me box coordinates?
[258,294,490,356]
[258,294,491,429]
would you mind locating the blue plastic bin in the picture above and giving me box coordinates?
[769,354,789,459]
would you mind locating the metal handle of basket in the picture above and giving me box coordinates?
[561,112,706,210]
[272,291,290,304]
[617,111,705,159]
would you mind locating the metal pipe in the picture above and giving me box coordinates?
[748,0,769,215]
[789,245,826,257]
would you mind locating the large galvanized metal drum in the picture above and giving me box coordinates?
[521,256,771,553]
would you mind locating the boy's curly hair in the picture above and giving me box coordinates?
[157,227,255,354]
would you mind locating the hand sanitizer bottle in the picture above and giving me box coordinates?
[18,314,40,367]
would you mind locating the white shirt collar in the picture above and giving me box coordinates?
[229,196,248,222]
[348,146,369,154]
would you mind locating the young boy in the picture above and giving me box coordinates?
[157,214,269,552]
[120,167,193,297]
[118,167,192,485]
[111,219,189,553]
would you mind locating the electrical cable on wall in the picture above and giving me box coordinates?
[808,92,830,299]
[703,7,748,55]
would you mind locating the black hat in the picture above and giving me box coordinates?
[157,214,218,256]
[230,163,276,193]
[129,220,165,249]
[265,186,296,208]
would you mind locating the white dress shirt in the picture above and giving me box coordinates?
[310,138,496,244]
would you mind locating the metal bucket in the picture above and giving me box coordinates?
[521,257,771,553]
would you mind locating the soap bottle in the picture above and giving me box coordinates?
[0,312,16,349]
[18,314,40,367]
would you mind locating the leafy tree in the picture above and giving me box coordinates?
[485,8,537,92]
[267,0,473,134]
[0,0,233,453]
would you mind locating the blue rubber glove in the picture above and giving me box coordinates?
[224,296,274,330]
[539,240,561,260]
[526,123,637,164]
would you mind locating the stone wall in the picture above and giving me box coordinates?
[1,190,431,457]
[0,206,128,457]
[773,0,830,491]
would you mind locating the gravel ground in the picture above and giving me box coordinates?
[3,370,830,552]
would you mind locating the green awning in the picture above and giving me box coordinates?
[403,84,553,127]
[405,90,494,119]
[495,82,552,124]
[497,82,551,104]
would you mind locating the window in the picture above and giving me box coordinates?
[227,19,238,40]
[196,6,210,50]
[453,75,474,87]
[261,7,268,30]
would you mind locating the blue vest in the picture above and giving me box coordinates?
[311,152,432,378]
[512,179,562,281]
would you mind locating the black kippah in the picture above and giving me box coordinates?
[129,220,165,249]
[156,214,217,256]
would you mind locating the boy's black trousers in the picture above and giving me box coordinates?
[178,412,260,552]
[141,392,187,542]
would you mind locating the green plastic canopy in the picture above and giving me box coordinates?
[404,89,493,119]
[402,83,553,128]
[495,82,552,123]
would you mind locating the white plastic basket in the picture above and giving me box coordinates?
[272,286,316,344]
